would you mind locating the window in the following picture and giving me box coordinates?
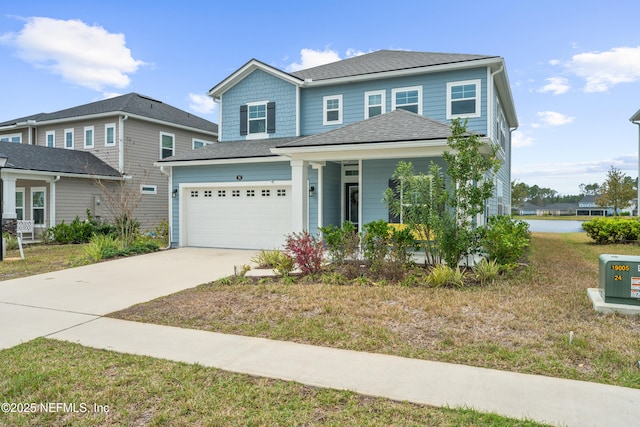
[192,138,213,149]
[218,190,226,197]
[31,188,46,226]
[84,126,94,149]
[277,189,287,197]
[140,185,157,195]
[160,132,175,159]
[16,188,24,221]
[232,190,241,197]
[64,129,74,149]
[497,179,504,215]
[204,190,212,197]
[388,175,435,224]
[262,189,271,197]
[105,123,116,146]
[190,190,199,197]
[447,80,481,119]
[323,95,343,125]
[365,90,385,119]
[246,190,255,197]
[45,131,55,148]
[392,86,422,114]
[0,133,21,143]
[240,101,275,138]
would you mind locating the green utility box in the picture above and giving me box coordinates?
[599,254,640,306]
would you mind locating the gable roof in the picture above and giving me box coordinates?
[290,50,498,82]
[0,93,218,134]
[631,109,640,122]
[0,141,120,177]
[277,109,453,148]
[209,59,303,99]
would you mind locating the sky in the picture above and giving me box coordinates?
[1,0,640,195]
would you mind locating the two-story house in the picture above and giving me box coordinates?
[0,93,218,236]
[158,50,518,250]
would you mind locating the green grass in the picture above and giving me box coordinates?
[0,244,88,281]
[0,339,548,426]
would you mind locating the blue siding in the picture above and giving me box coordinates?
[220,69,297,141]
[170,162,292,245]
[300,67,488,136]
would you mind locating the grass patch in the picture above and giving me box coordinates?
[0,244,88,281]
[0,339,547,426]
[111,233,640,389]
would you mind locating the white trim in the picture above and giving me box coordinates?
[160,131,175,159]
[15,187,25,221]
[391,86,422,115]
[156,156,286,167]
[45,130,55,148]
[2,168,123,181]
[446,79,481,119]
[364,90,386,119]
[323,94,343,125]
[246,101,268,139]
[105,123,116,147]
[64,128,74,149]
[208,59,303,98]
[84,125,94,149]
[30,186,46,227]
[180,180,291,189]
[192,138,214,149]
[140,184,158,195]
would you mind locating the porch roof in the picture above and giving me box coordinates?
[0,141,121,177]
[157,137,302,163]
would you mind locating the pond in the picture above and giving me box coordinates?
[525,219,585,233]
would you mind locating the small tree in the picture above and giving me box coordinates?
[93,176,144,247]
[596,166,636,216]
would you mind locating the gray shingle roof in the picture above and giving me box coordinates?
[0,141,120,177]
[291,50,498,81]
[0,93,218,133]
[158,137,301,162]
[278,109,453,148]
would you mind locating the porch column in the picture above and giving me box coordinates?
[2,176,17,219]
[291,159,308,232]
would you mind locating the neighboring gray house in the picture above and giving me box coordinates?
[576,195,613,216]
[158,50,518,250]
[0,93,218,235]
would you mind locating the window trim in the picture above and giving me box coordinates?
[84,126,94,149]
[192,138,214,149]
[140,184,158,195]
[391,86,422,115]
[0,133,22,143]
[16,187,25,221]
[64,128,74,149]
[364,90,386,119]
[245,101,268,139]
[446,79,481,119]
[31,187,46,227]
[105,123,116,147]
[160,131,175,159]
[323,94,343,125]
[45,130,55,148]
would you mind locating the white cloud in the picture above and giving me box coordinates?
[512,130,535,148]
[538,77,570,95]
[285,47,366,72]
[565,46,640,92]
[514,155,637,179]
[536,111,575,126]
[1,17,145,91]
[188,93,216,115]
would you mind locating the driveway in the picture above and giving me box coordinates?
[0,248,256,349]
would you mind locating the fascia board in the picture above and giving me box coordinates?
[155,156,287,167]
[2,168,122,181]
[630,109,640,122]
[271,140,449,161]
[209,59,303,98]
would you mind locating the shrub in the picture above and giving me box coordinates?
[319,221,359,265]
[479,216,531,265]
[427,264,467,288]
[251,249,286,268]
[285,231,324,275]
[84,234,120,262]
[388,226,417,268]
[582,217,640,244]
[473,258,501,285]
[49,216,95,244]
[361,220,391,272]
[2,233,18,251]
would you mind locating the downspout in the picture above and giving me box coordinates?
[50,175,60,227]
[118,115,128,173]
[159,165,172,249]
[632,117,640,216]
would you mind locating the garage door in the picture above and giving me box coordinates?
[183,184,291,249]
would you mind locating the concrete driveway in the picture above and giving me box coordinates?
[0,248,256,349]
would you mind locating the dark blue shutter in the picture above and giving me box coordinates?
[240,105,248,136]
[267,102,276,134]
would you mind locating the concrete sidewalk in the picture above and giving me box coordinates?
[51,317,640,427]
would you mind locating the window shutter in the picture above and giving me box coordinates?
[388,179,400,223]
[267,102,276,134]
[240,105,248,136]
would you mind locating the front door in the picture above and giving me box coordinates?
[345,183,359,228]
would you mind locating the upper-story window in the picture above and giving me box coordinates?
[240,101,275,138]
[105,123,116,147]
[64,128,74,149]
[192,138,214,149]
[323,95,343,125]
[447,80,481,119]
[45,131,55,147]
[392,86,422,114]
[84,126,94,149]
[365,90,385,119]
[160,132,175,159]
[0,133,22,143]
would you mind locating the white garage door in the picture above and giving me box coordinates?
[183,183,291,249]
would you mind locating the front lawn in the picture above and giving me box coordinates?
[0,339,546,426]
[0,244,88,281]
[111,232,640,389]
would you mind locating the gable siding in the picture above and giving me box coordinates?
[220,69,297,141]
[300,67,488,136]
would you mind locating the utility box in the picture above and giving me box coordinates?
[599,254,640,306]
